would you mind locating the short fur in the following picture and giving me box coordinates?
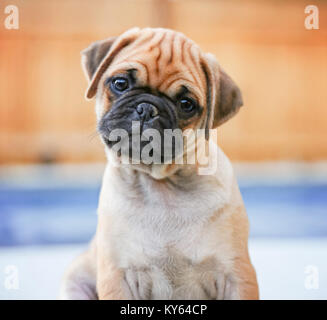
[60,28,258,300]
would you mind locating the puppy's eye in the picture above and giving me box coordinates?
[111,77,129,92]
[179,98,196,113]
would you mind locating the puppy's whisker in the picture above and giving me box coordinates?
[88,131,101,142]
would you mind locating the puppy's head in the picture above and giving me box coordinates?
[81,27,243,178]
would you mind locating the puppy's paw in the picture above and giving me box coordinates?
[199,277,218,300]
[216,273,240,300]
[123,267,152,300]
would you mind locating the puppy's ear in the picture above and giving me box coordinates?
[81,37,117,83]
[81,27,140,99]
[202,53,243,137]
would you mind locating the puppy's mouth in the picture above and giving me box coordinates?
[98,91,181,164]
[103,136,155,159]
[102,136,119,149]
[101,127,177,163]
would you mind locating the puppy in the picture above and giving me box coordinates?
[59,27,259,300]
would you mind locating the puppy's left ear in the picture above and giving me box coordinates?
[201,53,243,138]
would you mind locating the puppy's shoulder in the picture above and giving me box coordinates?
[207,140,236,194]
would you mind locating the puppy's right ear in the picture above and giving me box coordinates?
[81,37,117,83]
[201,53,243,139]
[81,27,140,100]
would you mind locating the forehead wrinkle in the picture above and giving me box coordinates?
[170,33,184,65]
[154,34,167,75]
[163,79,204,105]
[158,69,195,90]
[183,42,205,89]
[157,34,205,96]
[148,31,167,51]
[131,29,155,48]
[116,34,167,86]
[118,30,166,64]
[157,31,175,66]
[157,63,205,103]
[105,60,149,84]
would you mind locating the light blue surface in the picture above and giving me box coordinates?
[0,183,327,245]
[0,186,98,246]
[0,164,326,299]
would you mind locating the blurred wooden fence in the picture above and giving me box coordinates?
[0,0,326,163]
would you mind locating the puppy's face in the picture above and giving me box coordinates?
[81,28,243,178]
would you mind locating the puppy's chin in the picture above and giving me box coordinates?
[103,143,182,179]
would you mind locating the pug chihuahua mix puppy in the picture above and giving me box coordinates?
[60,28,259,300]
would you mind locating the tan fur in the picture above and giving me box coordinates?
[59,28,258,300]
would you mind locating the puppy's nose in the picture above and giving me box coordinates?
[136,103,158,121]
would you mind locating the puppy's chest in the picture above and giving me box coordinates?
[101,170,231,298]
[110,189,225,299]
[114,197,211,266]
[109,181,223,257]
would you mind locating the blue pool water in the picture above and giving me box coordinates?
[0,183,326,246]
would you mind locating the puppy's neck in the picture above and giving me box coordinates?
[113,163,201,193]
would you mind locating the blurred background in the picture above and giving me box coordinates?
[0,0,326,299]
